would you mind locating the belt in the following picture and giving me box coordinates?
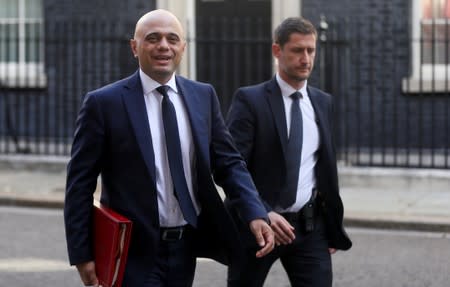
[280,202,316,223]
[281,211,304,223]
[160,225,190,241]
[280,195,320,233]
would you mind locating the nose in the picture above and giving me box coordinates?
[158,37,169,49]
[300,50,309,60]
[299,51,311,65]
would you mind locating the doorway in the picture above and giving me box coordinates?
[195,0,272,114]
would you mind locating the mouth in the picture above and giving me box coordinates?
[298,67,310,73]
[154,55,172,64]
[299,65,310,70]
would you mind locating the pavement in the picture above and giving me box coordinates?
[0,154,450,232]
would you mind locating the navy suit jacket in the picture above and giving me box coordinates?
[226,77,352,250]
[64,71,268,286]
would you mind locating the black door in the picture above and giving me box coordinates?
[196,0,272,115]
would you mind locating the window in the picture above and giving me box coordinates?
[403,0,450,93]
[0,0,46,88]
[422,0,450,64]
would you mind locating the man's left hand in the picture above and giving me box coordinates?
[249,219,275,258]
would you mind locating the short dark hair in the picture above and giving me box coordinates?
[273,17,317,47]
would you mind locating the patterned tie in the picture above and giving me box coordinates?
[280,91,303,208]
[157,85,197,227]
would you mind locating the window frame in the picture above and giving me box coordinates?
[403,0,450,93]
[0,0,46,88]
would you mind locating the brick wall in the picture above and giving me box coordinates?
[42,0,156,140]
[44,0,153,21]
[302,0,450,152]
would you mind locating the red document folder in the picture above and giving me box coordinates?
[93,200,132,287]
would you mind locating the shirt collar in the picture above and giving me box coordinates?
[275,73,308,99]
[139,69,178,96]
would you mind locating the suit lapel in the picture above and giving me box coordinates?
[265,78,289,157]
[175,76,210,166]
[122,71,157,183]
[308,87,331,152]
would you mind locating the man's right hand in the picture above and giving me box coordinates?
[268,211,296,245]
[76,261,101,287]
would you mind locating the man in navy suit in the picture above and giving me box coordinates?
[226,17,352,287]
[64,9,274,287]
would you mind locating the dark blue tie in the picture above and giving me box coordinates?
[157,85,197,227]
[280,91,303,208]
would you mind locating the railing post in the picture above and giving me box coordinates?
[319,14,328,92]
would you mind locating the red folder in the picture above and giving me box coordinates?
[93,200,132,287]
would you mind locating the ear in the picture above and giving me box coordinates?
[272,43,281,59]
[130,39,138,58]
[181,40,187,53]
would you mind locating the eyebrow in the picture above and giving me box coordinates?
[145,32,181,38]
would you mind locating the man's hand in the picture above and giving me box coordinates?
[249,218,275,258]
[268,211,296,245]
[76,261,101,287]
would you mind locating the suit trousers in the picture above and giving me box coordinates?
[227,213,332,287]
[144,227,197,287]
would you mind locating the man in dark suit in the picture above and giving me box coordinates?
[226,17,352,287]
[64,9,274,287]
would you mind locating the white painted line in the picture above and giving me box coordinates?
[348,227,450,239]
[0,258,73,272]
[0,206,61,216]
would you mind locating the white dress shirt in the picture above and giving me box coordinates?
[275,73,320,213]
[140,69,200,227]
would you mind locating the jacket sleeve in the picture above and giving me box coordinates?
[207,85,268,223]
[226,89,272,212]
[64,92,104,265]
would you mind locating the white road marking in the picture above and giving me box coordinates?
[348,227,450,239]
[0,258,73,272]
[0,206,61,216]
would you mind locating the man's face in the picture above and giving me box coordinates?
[130,12,186,84]
[272,32,316,89]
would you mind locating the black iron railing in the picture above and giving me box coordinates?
[318,17,450,169]
[0,17,449,169]
[0,19,134,155]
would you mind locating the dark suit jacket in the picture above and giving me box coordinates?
[64,71,268,286]
[226,77,352,250]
